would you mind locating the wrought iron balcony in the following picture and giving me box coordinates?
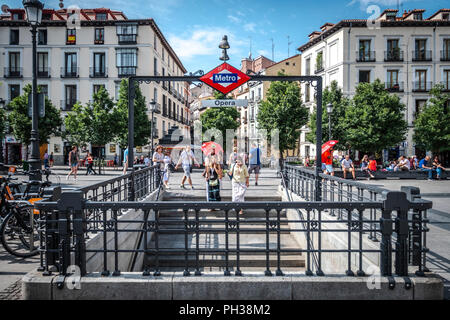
[37,67,51,78]
[90,67,108,78]
[117,66,136,77]
[4,67,23,78]
[412,50,432,61]
[315,65,324,74]
[60,99,77,111]
[385,82,404,92]
[384,50,404,62]
[117,34,137,44]
[152,102,161,114]
[441,50,450,61]
[60,67,79,78]
[412,81,433,92]
[356,51,376,62]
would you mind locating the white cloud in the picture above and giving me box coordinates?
[347,0,415,10]
[244,23,256,33]
[228,15,241,23]
[168,28,246,60]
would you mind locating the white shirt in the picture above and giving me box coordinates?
[399,158,410,169]
[153,152,164,169]
[179,150,195,166]
[342,159,353,168]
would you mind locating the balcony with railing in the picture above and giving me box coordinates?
[60,67,79,78]
[385,81,404,92]
[60,99,77,111]
[117,33,137,44]
[117,66,136,77]
[412,81,433,92]
[4,67,23,78]
[90,67,108,78]
[315,64,324,74]
[153,102,161,114]
[440,81,450,91]
[356,51,376,62]
[384,50,404,62]
[441,50,450,61]
[162,81,168,90]
[37,67,51,78]
[412,50,432,61]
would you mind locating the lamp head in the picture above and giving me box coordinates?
[326,103,333,114]
[149,99,156,111]
[219,35,230,50]
[23,0,43,26]
[219,49,229,61]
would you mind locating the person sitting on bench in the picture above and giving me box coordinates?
[341,154,356,180]
[394,156,410,172]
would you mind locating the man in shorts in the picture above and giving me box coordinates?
[175,145,200,189]
[248,143,262,186]
[341,154,356,180]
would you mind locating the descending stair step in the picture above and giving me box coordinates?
[157,209,287,218]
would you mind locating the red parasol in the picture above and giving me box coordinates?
[201,141,224,155]
[321,140,339,154]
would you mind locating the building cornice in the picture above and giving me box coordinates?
[298,20,450,52]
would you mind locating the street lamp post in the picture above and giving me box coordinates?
[326,103,333,141]
[219,35,230,62]
[23,0,43,181]
[149,100,156,157]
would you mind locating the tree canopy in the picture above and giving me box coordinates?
[413,84,450,154]
[0,105,6,141]
[7,84,62,147]
[257,77,309,156]
[113,79,152,148]
[343,79,407,153]
[306,80,351,149]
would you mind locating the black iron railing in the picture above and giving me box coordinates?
[283,165,431,276]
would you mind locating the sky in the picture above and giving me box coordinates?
[4,0,449,72]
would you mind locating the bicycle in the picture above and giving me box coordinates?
[0,169,52,258]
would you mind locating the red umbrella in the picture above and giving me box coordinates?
[321,140,339,154]
[201,141,224,155]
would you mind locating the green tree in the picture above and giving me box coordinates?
[64,87,116,148]
[200,90,240,142]
[0,105,6,143]
[413,84,450,155]
[306,80,351,149]
[257,76,309,157]
[113,79,151,148]
[7,84,62,151]
[344,79,407,153]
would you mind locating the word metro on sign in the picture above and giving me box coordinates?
[200,63,251,95]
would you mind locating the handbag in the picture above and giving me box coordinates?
[209,179,219,187]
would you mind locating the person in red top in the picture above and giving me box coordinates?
[321,147,334,176]
[368,156,377,179]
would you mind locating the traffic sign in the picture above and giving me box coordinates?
[200,63,251,95]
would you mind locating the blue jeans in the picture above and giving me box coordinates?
[421,168,436,179]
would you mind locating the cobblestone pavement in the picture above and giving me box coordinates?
[0,280,22,300]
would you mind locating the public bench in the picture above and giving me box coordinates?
[331,169,449,180]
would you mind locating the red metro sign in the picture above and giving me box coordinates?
[199,63,251,95]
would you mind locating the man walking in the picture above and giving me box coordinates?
[66,146,79,181]
[248,143,262,186]
[175,145,200,189]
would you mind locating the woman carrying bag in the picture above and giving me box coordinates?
[228,156,249,215]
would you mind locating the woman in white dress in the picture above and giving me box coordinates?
[228,157,250,215]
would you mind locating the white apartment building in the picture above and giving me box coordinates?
[298,8,450,160]
[0,7,191,165]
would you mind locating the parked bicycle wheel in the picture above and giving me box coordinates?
[0,208,39,257]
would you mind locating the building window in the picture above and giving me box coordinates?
[443,70,450,91]
[116,48,137,77]
[38,52,49,77]
[66,29,76,45]
[442,39,450,61]
[413,13,423,20]
[414,39,430,61]
[315,52,323,72]
[359,70,371,83]
[94,28,104,44]
[92,52,106,77]
[153,58,158,76]
[64,85,77,111]
[305,58,311,76]
[386,39,402,61]
[9,84,20,100]
[10,29,19,45]
[93,84,105,94]
[38,29,47,45]
[162,48,165,61]
[386,12,396,21]
[305,83,311,102]
[154,34,157,51]
[154,88,158,102]
[116,23,138,44]
[358,39,374,62]
[414,70,428,91]
[12,12,24,20]
[63,53,78,77]
[443,13,449,20]
[7,52,21,77]
[414,99,427,120]
[115,82,121,100]
[96,13,107,21]
[386,70,400,91]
